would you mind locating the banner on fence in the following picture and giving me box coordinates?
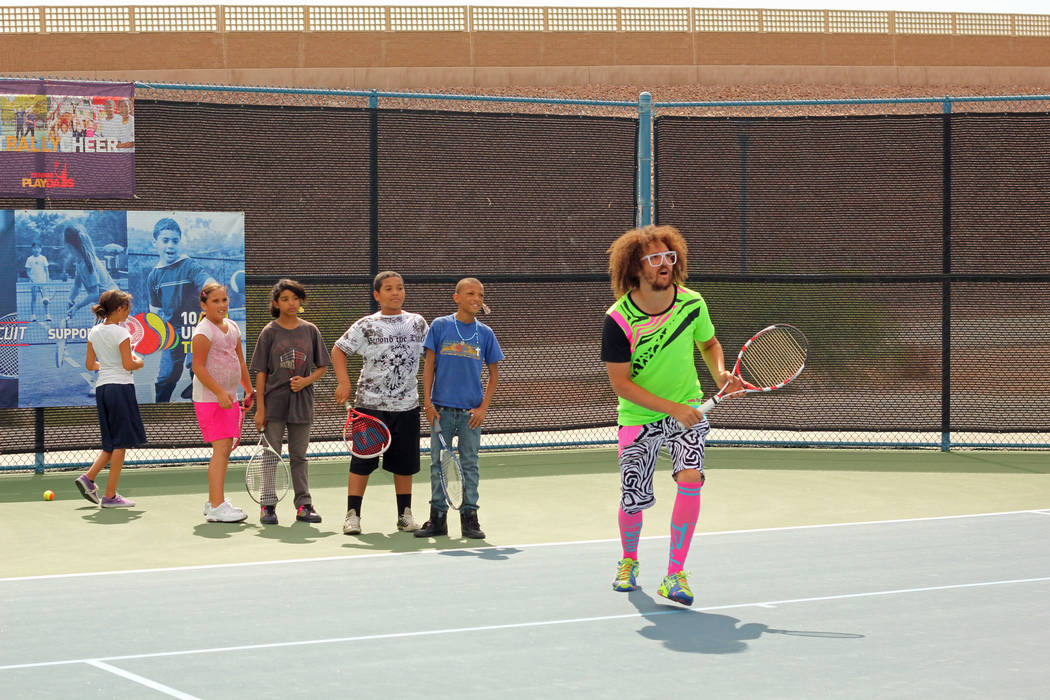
[0,79,135,198]
[0,209,246,408]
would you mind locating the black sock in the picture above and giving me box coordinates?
[396,493,411,514]
[347,495,363,513]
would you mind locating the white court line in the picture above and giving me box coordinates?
[2,508,1047,584]
[2,575,1048,672]
[84,660,201,700]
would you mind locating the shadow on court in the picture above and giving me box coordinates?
[627,590,865,654]
[338,534,522,555]
[191,521,253,539]
[80,507,145,525]
[439,546,523,560]
[253,522,338,544]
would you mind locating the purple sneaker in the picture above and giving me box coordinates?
[100,493,136,508]
[74,475,100,505]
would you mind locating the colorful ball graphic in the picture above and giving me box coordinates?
[145,313,177,351]
[132,312,177,354]
[132,312,160,354]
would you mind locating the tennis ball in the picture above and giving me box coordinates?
[43,490,55,501]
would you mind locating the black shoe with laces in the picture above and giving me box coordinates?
[296,504,322,523]
[414,507,448,537]
[260,505,278,525]
[460,510,486,539]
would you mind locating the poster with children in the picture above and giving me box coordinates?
[0,209,245,408]
[0,78,135,198]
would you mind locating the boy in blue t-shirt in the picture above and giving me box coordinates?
[416,278,503,540]
[146,217,216,402]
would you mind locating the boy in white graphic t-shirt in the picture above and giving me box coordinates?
[332,271,429,536]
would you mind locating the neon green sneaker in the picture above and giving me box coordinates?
[612,557,639,592]
[657,571,693,605]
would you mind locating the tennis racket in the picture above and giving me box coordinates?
[433,418,464,510]
[125,314,145,351]
[55,317,67,368]
[243,433,290,506]
[0,313,20,379]
[231,390,255,450]
[342,403,391,459]
[699,323,808,416]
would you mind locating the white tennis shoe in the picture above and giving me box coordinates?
[396,507,418,532]
[343,508,362,535]
[206,500,248,523]
[204,501,245,516]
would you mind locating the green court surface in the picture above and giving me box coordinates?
[2,447,1049,579]
[2,447,1049,699]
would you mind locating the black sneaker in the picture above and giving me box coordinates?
[296,504,322,523]
[260,505,278,525]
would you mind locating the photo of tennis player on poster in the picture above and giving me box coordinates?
[126,211,245,405]
[15,209,128,408]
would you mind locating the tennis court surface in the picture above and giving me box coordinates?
[2,448,1049,699]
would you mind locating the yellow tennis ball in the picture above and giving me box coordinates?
[43,490,55,501]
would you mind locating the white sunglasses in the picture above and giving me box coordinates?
[641,251,677,267]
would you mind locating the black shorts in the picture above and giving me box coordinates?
[349,407,421,476]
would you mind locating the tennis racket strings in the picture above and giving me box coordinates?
[440,441,463,508]
[739,325,807,388]
[245,439,289,506]
[349,414,388,457]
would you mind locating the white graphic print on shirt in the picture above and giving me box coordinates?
[335,312,428,412]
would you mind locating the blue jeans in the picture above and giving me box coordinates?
[428,406,481,514]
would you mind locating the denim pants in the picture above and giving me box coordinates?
[429,406,481,514]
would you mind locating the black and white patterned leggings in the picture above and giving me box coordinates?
[617,416,709,515]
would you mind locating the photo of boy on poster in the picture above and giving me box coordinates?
[127,212,245,405]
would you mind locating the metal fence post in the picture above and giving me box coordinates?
[637,92,653,226]
[368,89,380,312]
[941,97,953,452]
[34,408,45,474]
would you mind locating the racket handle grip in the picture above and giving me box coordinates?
[698,397,715,416]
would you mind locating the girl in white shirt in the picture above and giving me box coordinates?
[192,282,253,523]
[73,290,146,508]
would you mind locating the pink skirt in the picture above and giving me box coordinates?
[194,401,242,443]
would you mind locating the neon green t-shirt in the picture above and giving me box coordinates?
[600,285,716,426]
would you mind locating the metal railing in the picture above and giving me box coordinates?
[1,6,1048,36]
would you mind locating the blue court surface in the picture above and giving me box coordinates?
[3,508,1048,699]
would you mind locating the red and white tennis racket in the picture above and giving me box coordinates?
[699,324,808,416]
[125,314,145,351]
[232,390,255,450]
[343,403,392,459]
